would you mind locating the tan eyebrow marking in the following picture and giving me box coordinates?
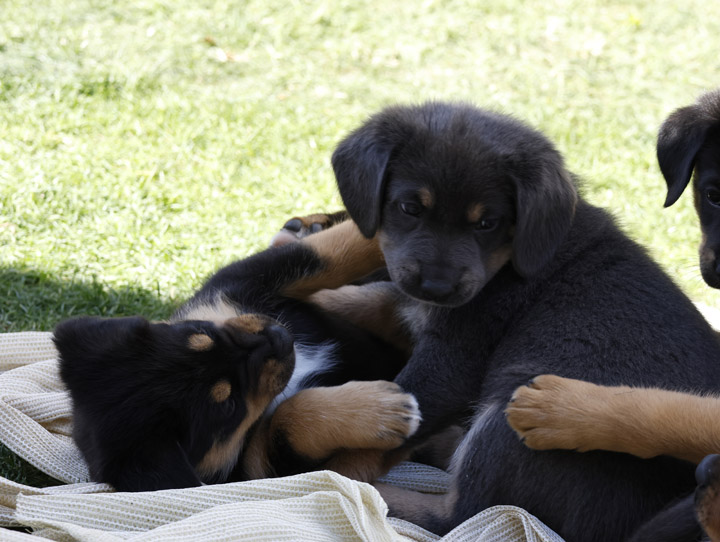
[188,333,214,351]
[225,314,266,335]
[467,202,485,223]
[210,380,232,403]
[418,188,434,208]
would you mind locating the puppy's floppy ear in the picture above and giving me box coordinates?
[54,316,152,381]
[54,316,151,357]
[658,104,714,207]
[331,116,400,238]
[512,159,578,278]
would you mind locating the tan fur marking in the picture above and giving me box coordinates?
[257,359,290,398]
[467,202,485,223]
[210,380,232,403]
[698,480,720,542]
[309,282,412,353]
[271,381,420,461]
[225,314,265,335]
[506,374,720,464]
[197,360,288,477]
[176,295,239,324]
[241,417,273,479]
[486,245,513,279]
[188,333,214,351]
[418,187,434,209]
[282,220,385,300]
[196,396,265,478]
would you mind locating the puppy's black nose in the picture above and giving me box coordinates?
[266,324,294,359]
[420,278,455,299]
[696,454,720,486]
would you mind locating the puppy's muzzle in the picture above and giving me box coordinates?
[264,323,295,360]
[418,263,461,301]
[420,278,456,300]
[699,243,720,289]
[222,315,296,369]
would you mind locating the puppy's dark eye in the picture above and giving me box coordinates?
[707,190,720,208]
[475,218,499,231]
[399,201,422,216]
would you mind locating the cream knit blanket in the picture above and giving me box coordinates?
[0,331,563,542]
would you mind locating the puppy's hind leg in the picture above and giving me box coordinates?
[375,408,503,535]
[281,219,385,299]
[374,483,457,535]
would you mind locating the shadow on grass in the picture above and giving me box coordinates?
[0,266,178,332]
[0,443,62,488]
[0,265,178,487]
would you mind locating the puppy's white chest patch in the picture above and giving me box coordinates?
[267,342,337,412]
[400,301,437,338]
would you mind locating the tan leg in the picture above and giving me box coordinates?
[282,220,385,299]
[505,374,720,464]
[243,381,419,480]
[309,282,411,353]
[273,381,419,458]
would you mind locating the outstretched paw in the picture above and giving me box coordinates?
[271,210,349,247]
[505,374,599,451]
[274,380,420,463]
[347,380,422,449]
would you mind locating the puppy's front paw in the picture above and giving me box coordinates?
[270,210,349,247]
[343,380,421,449]
[505,374,599,451]
[275,380,420,462]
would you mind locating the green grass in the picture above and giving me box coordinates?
[2,0,720,485]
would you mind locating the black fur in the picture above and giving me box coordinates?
[627,494,702,542]
[658,88,720,288]
[178,242,404,386]
[56,240,406,491]
[332,101,720,542]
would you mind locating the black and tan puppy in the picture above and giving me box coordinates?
[660,88,720,287]
[56,217,420,492]
[325,102,720,542]
[506,89,720,541]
